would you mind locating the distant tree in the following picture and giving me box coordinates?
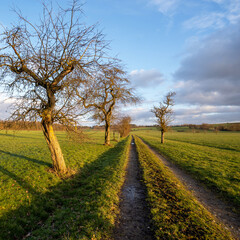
[214,126,219,134]
[117,116,132,137]
[78,63,139,145]
[200,123,210,131]
[0,1,105,174]
[151,92,176,144]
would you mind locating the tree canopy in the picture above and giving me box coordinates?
[0,0,105,173]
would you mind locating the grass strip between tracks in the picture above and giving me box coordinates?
[134,136,233,240]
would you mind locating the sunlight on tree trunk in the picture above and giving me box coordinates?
[42,119,67,174]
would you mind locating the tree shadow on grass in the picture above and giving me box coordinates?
[0,166,38,195]
[0,132,41,140]
[0,150,51,167]
[0,138,128,240]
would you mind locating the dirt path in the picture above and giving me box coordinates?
[140,138,240,240]
[114,137,155,240]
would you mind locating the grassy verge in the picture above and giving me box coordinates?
[134,130,240,211]
[0,130,130,239]
[134,136,233,240]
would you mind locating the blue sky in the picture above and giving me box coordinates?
[0,0,240,125]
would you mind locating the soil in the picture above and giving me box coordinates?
[114,137,155,240]
[141,139,240,240]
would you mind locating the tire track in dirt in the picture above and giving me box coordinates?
[140,138,240,240]
[114,137,155,240]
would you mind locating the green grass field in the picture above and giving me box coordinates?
[0,130,130,239]
[134,136,232,239]
[0,129,238,239]
[167,131,240,151]
[134,129,240,211]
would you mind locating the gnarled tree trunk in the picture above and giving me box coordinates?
[41,119,67,174]
[105,120,111,145]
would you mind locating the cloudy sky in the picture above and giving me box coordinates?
[0,0,239,125]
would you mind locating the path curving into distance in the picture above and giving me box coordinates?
[114,137,155,240]
[140,138,240,240]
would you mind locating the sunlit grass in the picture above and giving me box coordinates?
[134,136,233,239]
[134,129,240,211]
[0,130,130,239]
[166,131,240,152]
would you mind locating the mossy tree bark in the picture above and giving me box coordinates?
[42,117,67,174]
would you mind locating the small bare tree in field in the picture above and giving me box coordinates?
[151,92,176,144]
[0,1,105,174]
[117,116,132,137]
[78,64,139,145]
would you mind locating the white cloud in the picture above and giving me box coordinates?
[176,105,240,115]
[149,0,179,15]
[205,0,225,3]
[130,69,164,89]
[174,24,240,108]
[0,92,18,120]
[120,106,155,125]
[227,0,240,24]
[174,105,240,124]
[183,0,240,30]
[183,12,226,30]
[0,99,13,120]
[149,0,240,30]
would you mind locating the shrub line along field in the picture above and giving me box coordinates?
[134,129,240,213]
[134,136,232,239]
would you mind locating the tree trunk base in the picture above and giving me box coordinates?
[47,166,77,178]
[42,119,67,174]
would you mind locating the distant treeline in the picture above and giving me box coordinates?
[1,120,239,132]
[0,120,136,135]
[179,123,240,131]
[0,121,90,131]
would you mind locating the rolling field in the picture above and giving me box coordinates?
[134,129,240,211]
[0,130,130,239]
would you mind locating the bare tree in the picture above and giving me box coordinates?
[117,116,132,137]
[0,1,105,174]
[151,92,176,144]
[78,64,139,145]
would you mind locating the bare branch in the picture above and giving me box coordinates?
[0,0,108,172]
[151,92,176,143]
[78,62,140,145]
